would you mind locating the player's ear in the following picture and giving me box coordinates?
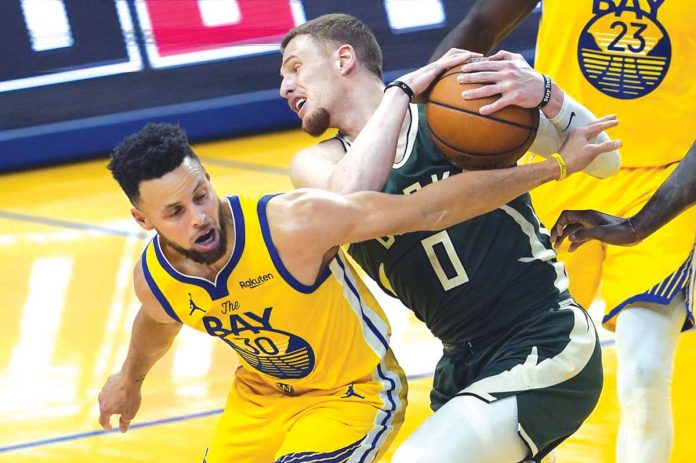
[336,44,357,75]
[131,207,154,231]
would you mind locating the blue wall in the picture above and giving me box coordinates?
[0,0,539,173]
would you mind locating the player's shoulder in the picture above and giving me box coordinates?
[133,252,183,324]
[290,137,347,188]
[292,137,346,164]
[133,254,156,304]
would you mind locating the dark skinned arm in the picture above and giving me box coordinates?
[551,141,696,250]
[429,0,539,61]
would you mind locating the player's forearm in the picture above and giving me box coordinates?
[630,141,696,239]
[429,0,537,61]
[417,160,560,231]
[121,309,181,384]
[328,88,411,194]
[343,160,558,245]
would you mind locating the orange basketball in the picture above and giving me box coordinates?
[426,69,539,169]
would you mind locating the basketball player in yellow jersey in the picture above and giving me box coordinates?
[97,49,620,462]
[439,1,696,461]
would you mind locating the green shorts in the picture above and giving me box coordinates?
[431,301,603,461]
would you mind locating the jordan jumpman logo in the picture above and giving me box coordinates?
[188,293,206,315]
[341,384,365,399]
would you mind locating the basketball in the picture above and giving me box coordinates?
[426,69,539,169]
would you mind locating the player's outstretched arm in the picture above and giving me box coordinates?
[552,141,696,250]
[282,118,620,256]
[98,263,182,433]
[429,0,538,61]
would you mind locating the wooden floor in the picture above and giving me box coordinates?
[1,129,695,462]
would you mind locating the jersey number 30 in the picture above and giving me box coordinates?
[421,230,469,291]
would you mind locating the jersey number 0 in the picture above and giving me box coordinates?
[421,230,469,291]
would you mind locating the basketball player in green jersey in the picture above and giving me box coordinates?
[438,2,696,461]
[280,14,620,463]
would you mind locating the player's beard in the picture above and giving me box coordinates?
[302,107,331,137]
[161,202,229,265]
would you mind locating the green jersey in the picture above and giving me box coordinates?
[346,105,571,344]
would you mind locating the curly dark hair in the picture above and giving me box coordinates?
[108,123,199,204]
[281,13,383,79]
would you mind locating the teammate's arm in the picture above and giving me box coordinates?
[552,141,696,249]
[98,262,182,433]
[429,0,538,60]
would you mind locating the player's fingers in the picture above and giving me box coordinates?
[459,59,507,74]
[583,118,619,139]
[568,239,589,253]
[440,50,482,68]
[461,83,502,100]
[487,50,516,61]
[443,48,481,57]
[479,94,515,115]
[591,139,622,154]
[551,227,571,248]
[551,211,587,244]
[567,228,600,251]
[550,221,572,247]
[553,223,584,248]
[581,114,616,130]
[119,416,131,433]
[99,412,113,431]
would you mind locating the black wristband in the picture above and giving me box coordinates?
[536,74,552,109]
[384,80,414,101]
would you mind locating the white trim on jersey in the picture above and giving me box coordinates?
[393,104,420,169]
[459,305,596,401]
[329,254,405,462]
[500,204,569,294]
[687,248,695,319]
[351,359,406,462]
[518,423,539,457]
[329,254,390,358]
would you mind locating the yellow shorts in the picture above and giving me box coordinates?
[524,160,696,331]
[204,350,407,463]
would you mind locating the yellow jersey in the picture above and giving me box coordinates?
[535,0,695,167]
[141,194,399,394]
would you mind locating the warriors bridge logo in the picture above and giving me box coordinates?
[578,0,670,99]
[202,306,315,379]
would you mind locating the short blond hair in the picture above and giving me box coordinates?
[282,14,383,79]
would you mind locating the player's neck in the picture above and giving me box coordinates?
[334,78,385,140]
[339,94,413,162]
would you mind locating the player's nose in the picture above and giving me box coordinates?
[280,75,294,99]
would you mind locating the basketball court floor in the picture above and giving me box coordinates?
[1,129,695,462]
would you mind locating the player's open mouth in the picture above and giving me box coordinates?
[194,228,218,250]
[293,97,307,117]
